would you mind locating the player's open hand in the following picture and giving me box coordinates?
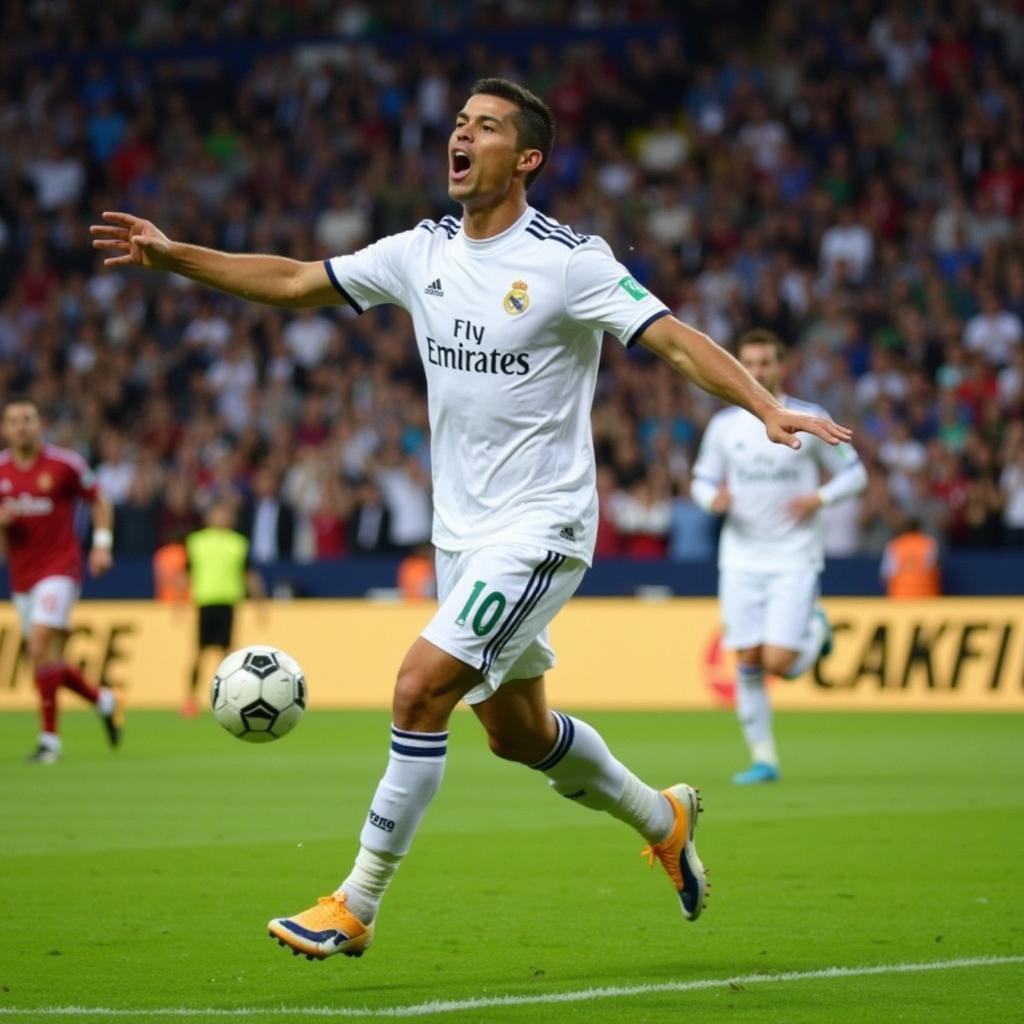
[763,407,852,450]
[90,212,173,269]
[89,547,113,577]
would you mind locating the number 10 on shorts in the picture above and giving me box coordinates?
[456,580,507,636]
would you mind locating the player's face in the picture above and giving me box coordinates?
[2,404,42,452]
[448,94,536,208]
[739,343,783,395]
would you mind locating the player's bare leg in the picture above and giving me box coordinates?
[25,625,122,762]
[473,676,707,921]
[26,625,67,762]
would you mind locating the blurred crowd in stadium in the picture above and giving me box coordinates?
[2,0,1024,565]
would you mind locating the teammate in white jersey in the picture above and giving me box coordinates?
[691,330,867,785]
[92,80,851,959]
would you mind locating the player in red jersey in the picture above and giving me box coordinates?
[0,397,123,764]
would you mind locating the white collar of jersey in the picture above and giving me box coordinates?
[458,205,533,253]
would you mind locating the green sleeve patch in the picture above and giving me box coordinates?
[618,275,649,301]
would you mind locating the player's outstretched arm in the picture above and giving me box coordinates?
[90,212,339,309]
[638,316,852,450]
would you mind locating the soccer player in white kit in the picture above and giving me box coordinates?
[92,80,852,959]
[691,330,867,785]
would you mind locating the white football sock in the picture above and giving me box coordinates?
[337,847,400,924]
[611,771,675,844]
[39,731,61,752]
[736,663,778,767]
[532,711,673,843]
[339,724,447,921]
[783,612,826,679]
[97,687,116,716]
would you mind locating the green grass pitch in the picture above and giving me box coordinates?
[1,708,1022,1023]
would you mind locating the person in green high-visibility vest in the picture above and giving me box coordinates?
[183,502,265,717]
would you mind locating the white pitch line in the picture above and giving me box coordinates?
[0,955,1020,1019]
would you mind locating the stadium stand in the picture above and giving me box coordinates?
[2,1,1024,593]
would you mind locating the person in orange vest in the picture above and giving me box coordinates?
[397,543,437,601]
[153,536,190,605]
[880,516,942,597]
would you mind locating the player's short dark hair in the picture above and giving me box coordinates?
[470,78,555,188]
[736,328,786,360]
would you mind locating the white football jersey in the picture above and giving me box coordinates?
[325,206,669,563]
[692,397,866,572]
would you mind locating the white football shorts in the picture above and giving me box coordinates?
[719,567,819,652]
[13,575,81,637]
[421,544,587,705]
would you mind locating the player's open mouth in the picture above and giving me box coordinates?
[450,149,472,182]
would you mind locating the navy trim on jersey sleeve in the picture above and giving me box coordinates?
[525,226,577,249]
[419,217,461,239]
[438,215,461,238]
[322,259,364,314]
[525,214,589,250]
[626,309,671,348]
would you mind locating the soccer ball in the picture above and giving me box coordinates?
[211,645,307,743]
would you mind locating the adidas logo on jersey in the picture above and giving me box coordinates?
[424,278,444,296]
[558,526,575,541]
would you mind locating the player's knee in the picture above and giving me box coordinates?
[763,650,796,676]
[26,636,48,665]
[392,667,453,732]
[736,646,762,668]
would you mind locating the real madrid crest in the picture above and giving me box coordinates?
[37,472,53,492]
[503,280,530,316]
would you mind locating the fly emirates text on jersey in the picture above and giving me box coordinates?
[426,318,531,377]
